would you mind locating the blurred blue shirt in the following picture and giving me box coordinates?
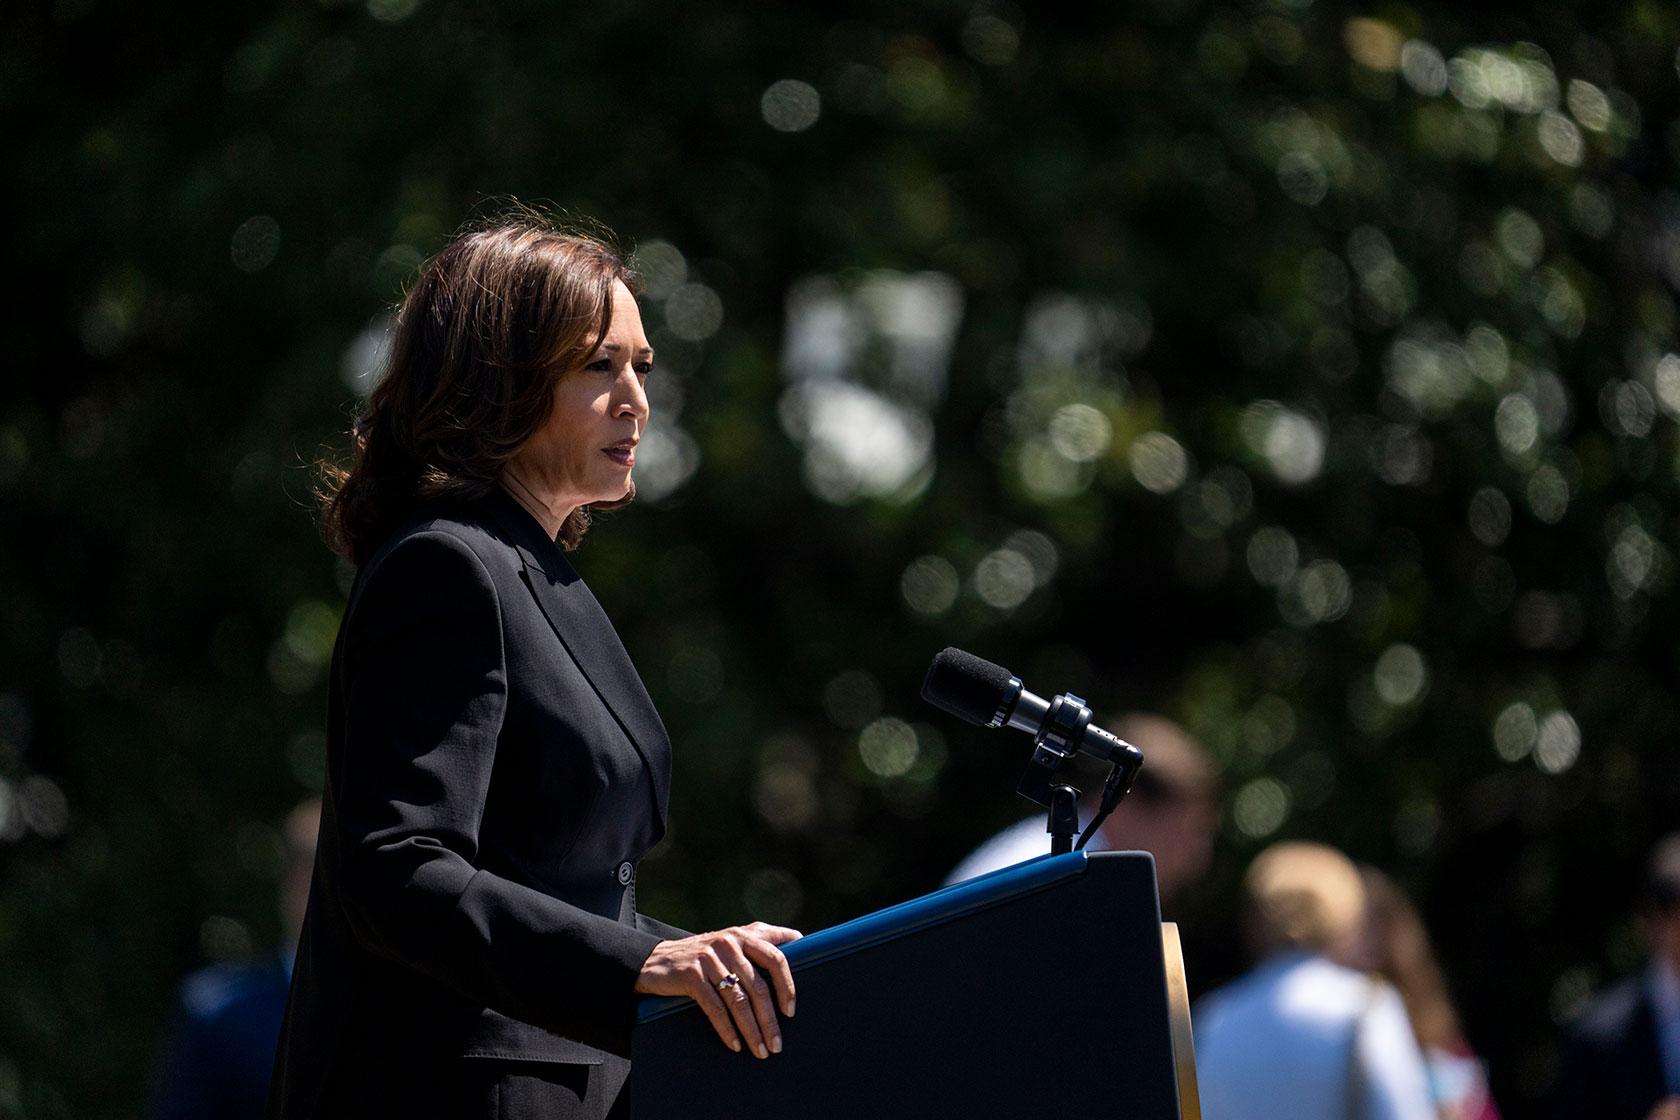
[1193,952,1435,1120]
[148,951,292,1120]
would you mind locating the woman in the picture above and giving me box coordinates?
[1344,868,1500,1120]
[269,215,799,1120]
[1193,841,1437,1120]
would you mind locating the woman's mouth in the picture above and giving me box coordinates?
[604,441,637,467]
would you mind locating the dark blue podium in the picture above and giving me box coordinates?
[632,850,1199,1119]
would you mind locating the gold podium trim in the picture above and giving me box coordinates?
[1162,922,1202,1120]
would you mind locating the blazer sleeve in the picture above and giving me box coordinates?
[333,528,662,1053]
[637,914,690,940]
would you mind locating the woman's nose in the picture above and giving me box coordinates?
[617,371,650,421]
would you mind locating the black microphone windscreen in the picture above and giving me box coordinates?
[921,648,1014,727]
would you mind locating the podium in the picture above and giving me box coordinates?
[631,850,1201,1119]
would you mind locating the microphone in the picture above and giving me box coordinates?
[921,647,1145,845]
[920,647,1133,764]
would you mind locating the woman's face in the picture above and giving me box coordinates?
[517,279,652,514]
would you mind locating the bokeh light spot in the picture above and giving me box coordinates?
[18,775,69,839]
[664,283,723,341]
[634,422,701,503]
[1534,710,1581,774]
[1600,380,1655,438]
[1566,79,1612,132]
[1493,701,1537,761]
[633,240,687,299]
[1469,486,1513,547]
[1243,695,1296,755]
[761,79,822,132]
[1129,431,1189,494]
[961,15,1020,66]
[1494,208,1544,269]
[1495,394,1541,458]
[901,556,960,615]
[1004,530,1060,586]
[1047,403,1112,463]
[1276,151,1328,206]
[1608,524,1660,599]
[973,548,1036,609]
[1233,777,1292,838]
[823,671,883,730]
[1285,559,1353,625]
[1019,438,1086,501]
[1373,643,1428,706]
[1247,526,1299,587]
[859,717,919,778]
[1652,354,1680,418]
[755,763,820,834]
[1400,41,1448,96]
[1527,463,1570,524]
[340,314,393,394]
[779,381,933,504]
[230,216,281,272]
[1241,402,1325,484]
[1536,110,1583,166]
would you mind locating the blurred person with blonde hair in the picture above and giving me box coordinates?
[1194,841,1435,1120]
[1343,867,1499,1120]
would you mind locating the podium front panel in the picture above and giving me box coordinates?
[632,851,1179,1119]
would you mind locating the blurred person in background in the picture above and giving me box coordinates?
[269,215,799,1120]
[943,713,1220,909]
[1551,833,1680,1120]
[1343,866,1500,1120]
[149,798,320,1120]
[1194,840,1435,1120]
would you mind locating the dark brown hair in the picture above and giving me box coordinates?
[321,212,638,564]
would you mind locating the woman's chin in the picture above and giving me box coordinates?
[590,476,635,506]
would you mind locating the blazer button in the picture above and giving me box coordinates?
[615,861,634,886]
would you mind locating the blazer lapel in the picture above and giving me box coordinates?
[481,490,673,823]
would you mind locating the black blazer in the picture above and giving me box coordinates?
[1551,974,1668,1120]
[269,489,684,1119]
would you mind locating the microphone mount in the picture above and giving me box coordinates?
[1013,686,1144,852]
[920,649,1144,855]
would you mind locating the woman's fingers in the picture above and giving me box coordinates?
[693,971,744,1054]
[716,946,781,1057]
[711,959,773,1059]
[742,924,799,1017]
[635,924,805,1058]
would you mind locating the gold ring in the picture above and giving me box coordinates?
[716,972,741,992]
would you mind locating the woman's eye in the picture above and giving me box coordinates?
[634,362,654,377]
[585,358,612,373]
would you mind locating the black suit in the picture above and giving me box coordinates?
[269,490,684,1120]
[1551,973,1669,1120]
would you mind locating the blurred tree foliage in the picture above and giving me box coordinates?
[5,0,1680,1115]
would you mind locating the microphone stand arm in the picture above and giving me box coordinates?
[1012,688,1145,853]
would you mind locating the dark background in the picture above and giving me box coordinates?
[5,0,1680,1115]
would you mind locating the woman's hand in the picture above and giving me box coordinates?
[635,923,802,1059]
[1646,1098,1680,1120]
